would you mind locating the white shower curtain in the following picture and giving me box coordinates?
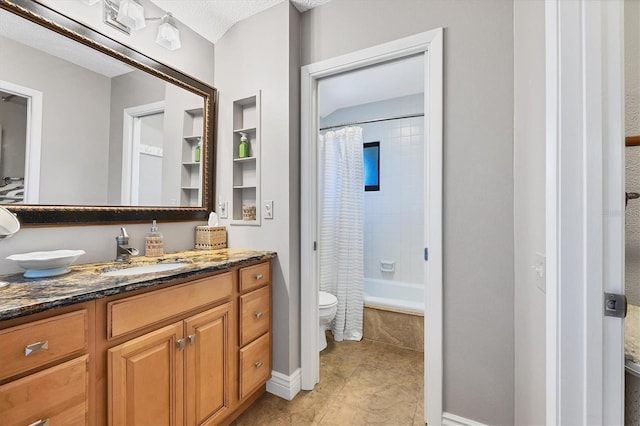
[319,126,364,341]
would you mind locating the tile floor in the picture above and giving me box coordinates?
[232,334,425,425]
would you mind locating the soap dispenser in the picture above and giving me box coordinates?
[238,132,249,158]
[145,220,164,257]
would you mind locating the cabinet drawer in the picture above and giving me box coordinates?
[0,355,89,426]
[108,272,232,339]
[0,310,88,380]
[239,333,270,400]
[239,262,270,293]
[239,286,270,346]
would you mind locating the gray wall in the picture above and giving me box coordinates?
[214,2,301,375]
[302,1,514,424]
[0,1,215,274]
[108,70,165,205]
[0,36,111,205]
[514,0,546,424]
[0,96,27,180]
[320,93,424,127]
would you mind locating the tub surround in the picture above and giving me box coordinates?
[363,306,424,352]
[626,303,640,366]
[0,248,276,321]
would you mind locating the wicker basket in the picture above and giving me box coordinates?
[195,226,227,250]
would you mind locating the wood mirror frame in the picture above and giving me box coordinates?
[0,0,217,225]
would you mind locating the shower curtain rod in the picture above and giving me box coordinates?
[319,112,424,131]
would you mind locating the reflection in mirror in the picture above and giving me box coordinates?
[0,1,215,224]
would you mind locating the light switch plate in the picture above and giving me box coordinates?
[218,201,228,219]
[264,200,273,219]
[533,252,546,293]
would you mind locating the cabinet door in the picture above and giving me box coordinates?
[184,302,232,425]
[108,322,184,426]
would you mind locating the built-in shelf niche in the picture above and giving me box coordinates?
[181,108,203,207]
[231,91,261,225]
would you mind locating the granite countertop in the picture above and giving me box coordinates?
[0,248,276,322]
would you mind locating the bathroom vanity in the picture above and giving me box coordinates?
[0,248,275,425]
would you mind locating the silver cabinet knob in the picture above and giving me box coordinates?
[25,340,49,357]
[255,361,263,368]
[255,311,263,318]
[176,338,185,350]
[255,274,263,280]
[28,419,49,426]
[188,334,196,345]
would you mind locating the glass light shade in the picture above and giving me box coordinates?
[117,0,146,31]
[81,0,100,5]
[156,22,181,50]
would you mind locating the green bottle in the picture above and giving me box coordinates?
[239,133,249,158]
[195,143,201,162]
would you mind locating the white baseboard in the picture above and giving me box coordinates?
[266,368,301,401]
[442,412,488,426]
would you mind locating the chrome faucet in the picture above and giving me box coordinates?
[115,227,139,263]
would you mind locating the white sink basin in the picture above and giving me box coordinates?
[102,262,188,277]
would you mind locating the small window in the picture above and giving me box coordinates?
[364,142,380,191]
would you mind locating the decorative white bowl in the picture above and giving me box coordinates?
[6,249,86,278]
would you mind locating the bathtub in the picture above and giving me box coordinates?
[363,278,424,315]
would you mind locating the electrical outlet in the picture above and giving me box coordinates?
[264,200,273,219]
[218,201,228,219]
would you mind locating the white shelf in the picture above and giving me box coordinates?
[231,91,261,225]
[184,135,202,142]
[181,186,199,190]
[182,162,200,166]
[233,127,257,134]
[181,108,204,206]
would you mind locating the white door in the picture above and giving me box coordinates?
[121,101,165,205]
[545,1,625,423]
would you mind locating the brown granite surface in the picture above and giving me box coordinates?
[0,248,276,321]
[363,306,424,352]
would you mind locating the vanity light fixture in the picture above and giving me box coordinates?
[81,0,101,5]
[154,13,181,51]
[101,0,181,50]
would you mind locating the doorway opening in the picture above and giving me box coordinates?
[300,29,443,424]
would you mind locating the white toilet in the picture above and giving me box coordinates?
[318,291,338,351]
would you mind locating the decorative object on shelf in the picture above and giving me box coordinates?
[195,142,201,163]
[99,0,181,50]
[0,206,20,239]
[239,132,249,158]
[6,249,86,278]
[242,205,257,221]
[195,226,227,249]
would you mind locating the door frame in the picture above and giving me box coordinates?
[545,0,625,423]
[121,101,165,205]
[0,80,42,203]
[300,28,443,424]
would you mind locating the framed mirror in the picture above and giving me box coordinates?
[0,0,216,225]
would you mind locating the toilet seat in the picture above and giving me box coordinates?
[319,291,338,308]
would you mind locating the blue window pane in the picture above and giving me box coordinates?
[364,142,379,191]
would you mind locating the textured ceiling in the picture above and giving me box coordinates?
[149,0,331,43]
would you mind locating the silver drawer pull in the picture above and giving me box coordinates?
[255,361,263,368]
[28,419,49,426]
[25,341,49,357]
[176,338,185,350]
[255,311,263,318]
[255,274,263,280]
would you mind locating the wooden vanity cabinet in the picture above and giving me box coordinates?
[104,260,271,426]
